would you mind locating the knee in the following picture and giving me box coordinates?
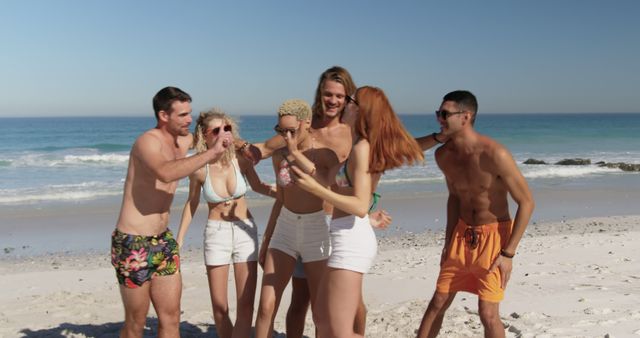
[257,299,276,319]
[478,305,501,326]
[428,293,451,314]
[212,304,229,318]
[123,315,147,335]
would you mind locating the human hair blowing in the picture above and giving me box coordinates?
[355,86,424,173]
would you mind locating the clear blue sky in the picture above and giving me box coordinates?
[1,1,638,117]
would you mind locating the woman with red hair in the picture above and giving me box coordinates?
[291,86,425,337]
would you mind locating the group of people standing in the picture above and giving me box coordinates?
[110,66,534,338]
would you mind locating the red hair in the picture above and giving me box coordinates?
[355,86,424,173]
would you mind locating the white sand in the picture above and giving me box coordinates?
[1,215,639,337]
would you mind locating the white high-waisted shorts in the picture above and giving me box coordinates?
[269,207,330,263]
[204,218,258,266]
[327,215,377,273]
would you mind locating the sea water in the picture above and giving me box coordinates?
[0,113,638,206]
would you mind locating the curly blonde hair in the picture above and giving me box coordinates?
[278,99,312,121]
[193,108,239,166]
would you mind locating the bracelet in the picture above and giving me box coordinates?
[432,132,443,144]
[239,141,250,152]
[500,249,515,258]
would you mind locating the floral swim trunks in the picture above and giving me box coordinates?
[111,228,180,289]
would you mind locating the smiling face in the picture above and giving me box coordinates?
[436,100,470,133]
[321,80,347,119]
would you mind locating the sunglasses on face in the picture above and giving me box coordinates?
[208,124,232,136]
[274,124,298,136]
[435,109,465,120]
[345,95,359,106]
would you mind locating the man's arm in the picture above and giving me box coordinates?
[136,132,228,183]
[236,134,286,163]
[489,146,535,288]
[415,131,447,151]
[494,147,535,255]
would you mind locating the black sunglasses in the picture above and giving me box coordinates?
[274,124,298,135]
[208,124,232,136]
[345,95,359,106]
[435,109,465,120]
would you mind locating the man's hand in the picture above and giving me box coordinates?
[210,130,233,155]
[490,255,513,289]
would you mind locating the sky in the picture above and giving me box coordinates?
[1,1,639,117]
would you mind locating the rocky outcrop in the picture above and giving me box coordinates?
[523,158,547,165]
[555,158,591,165]
[597,162,640,172]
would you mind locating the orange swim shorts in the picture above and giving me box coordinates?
[436,219,512,302]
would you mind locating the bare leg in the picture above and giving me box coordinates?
[416,291,456,338]
[119,282,151,338]
[315,267,363,338]
[206,265,232,338]
[354,295,367,335]
[149,273,182,338]
[302,259,327,313]
[254,249,296,338]
[232,261,257,338]
[478,300,504,338]
[286,276,311,338]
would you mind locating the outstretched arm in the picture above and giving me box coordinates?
[489,147,535,288]
[415,131,448,151]
[236,134,286,164]
[176,172,203,247]
[136,132,230,183]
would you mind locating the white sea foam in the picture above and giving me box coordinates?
[0,181,122,204]
[6,152,129,167]
[522,165,620,179]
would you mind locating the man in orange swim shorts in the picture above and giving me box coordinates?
[417,91,534,338]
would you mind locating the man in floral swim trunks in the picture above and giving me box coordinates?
[111,86,231,338]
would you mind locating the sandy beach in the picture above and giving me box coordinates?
[1,213,639,337]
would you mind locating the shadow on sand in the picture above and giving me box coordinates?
[19,318,308,338]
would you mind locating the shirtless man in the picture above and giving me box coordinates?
[110,87,232,338]
[416,90,534,338]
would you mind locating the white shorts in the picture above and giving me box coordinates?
[203,219,258,266]
[269,207,330,263]
[327,215,377,273]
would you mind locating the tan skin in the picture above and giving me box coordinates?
[416,100,534,338]
[115,100,231,338]
[256,80,375,338]
[254,114,334,338]
[176,118,275,338]
[292,94,382,338]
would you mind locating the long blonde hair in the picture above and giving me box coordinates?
[193,108,239,166]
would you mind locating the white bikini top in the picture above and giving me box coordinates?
[202,159,247,204]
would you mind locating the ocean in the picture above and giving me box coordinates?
[0,113,639,207]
